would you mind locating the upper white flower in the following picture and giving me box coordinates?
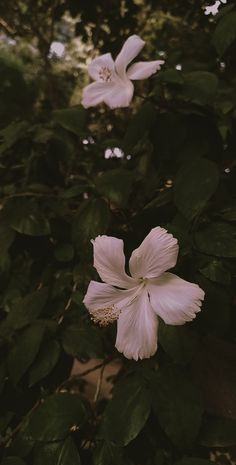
[83,227,205,361]
[81,35,164,109]
[204,1,221,15]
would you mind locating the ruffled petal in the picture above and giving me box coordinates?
[129,227,179,279]
[127,60,165,80]
[81,81,113,108]
[115,289,158,360]
[115,35,145,78]
[148,272,205,325]
[103,80,134,108]
[88,53,115,81]
[83,280,141,326]
[93,235,138,289]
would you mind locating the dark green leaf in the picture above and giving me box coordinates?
[200,415,236,447]
[8,322,45,385]
[182,72,218,105]
[28,340,60,387]
[195,222,236,257]
[62,324,103,358]
[200,260,231,285]
[101,375,151,446]
[6,287,49,330]
[174,158,219,220]
[72,198,110,247]
[0,224,15,272]
[0,458,26,465]
[123,102,157,150]
[156,69,184,85]
[11,214,50,236]
[151,367,203,448]
[34,437,81,465]
[159,322,198,364]
[95,169,133,208]
[212,11,236,56]
[93,441,124,465]
[28,393,87,441]
[54,244,74,262]
[174,459,212,465]
[53,105,87,135]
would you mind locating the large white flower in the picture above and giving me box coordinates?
[81,35,164,109]
[83,227,205,361]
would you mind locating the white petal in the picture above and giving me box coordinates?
[93,235,138,289]
[115,35,145,78]
[115,289,158,360]
[148,272,205,325]
[103,80,134,108]
[129,227,179,279]
[83,280,141,325]
[81,81,113,108]
[88,53,115,81]
[127,60,165,80]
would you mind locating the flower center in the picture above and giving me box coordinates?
[99,66,113,82]
[91,306,120,326]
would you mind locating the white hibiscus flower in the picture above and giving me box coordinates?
[204,0,221,15]
[81,35,164,109]
[83,227,205,361]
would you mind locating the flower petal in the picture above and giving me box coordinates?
[88,53,115,81]
[103,80,134,108]
[129,227,179,279]
[115,289,158,360]
[81,81,113,108]
[148,272,205,325]
[115,35,145,78]
[127,60,165,80]
[93,235,138,288]
[83,280,141,325]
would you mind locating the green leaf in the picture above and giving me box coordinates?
[159,323,198,365]
[7,322,45,385]
[156,69,184,85]
[0,223,15,272]
[62,324,103,358]
[28,393,87,441]
[72,198,110,247]
[174,159,219,220]
[0,120,29,155]
[182,72,219,105]
[53,105,87,135]
[151,367,203,449]
[0,458,26,465]
[174,459,212,465]
[6,287,49,330]
[123,102,157,150]
[96,169,133,208]
[93,441,124,465]
[54,243,74,262]
[9,201,50,236]
[34,437,81,465]
[195,222,236,257]
[212,11,236,56]
[28,340,60,387]
[200,259,231,286]
[200,415,236,447]
[101,375,151,446]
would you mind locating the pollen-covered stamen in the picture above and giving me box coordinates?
[99,66,113,82]
[90,306,120,327]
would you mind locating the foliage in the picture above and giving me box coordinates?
[0,0,236,464]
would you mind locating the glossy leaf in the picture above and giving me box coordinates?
[28,393,87,441]
[174,158,219,220]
